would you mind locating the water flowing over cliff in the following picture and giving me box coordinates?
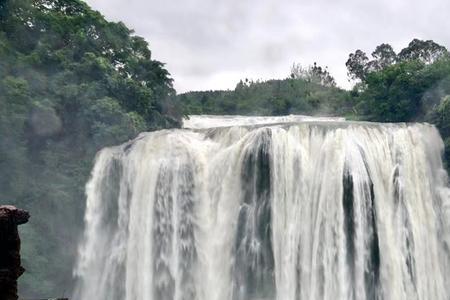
[73,115,450,300]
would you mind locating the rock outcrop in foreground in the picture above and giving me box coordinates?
[0,205,30,300]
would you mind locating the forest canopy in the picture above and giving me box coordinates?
[0,0,180,296]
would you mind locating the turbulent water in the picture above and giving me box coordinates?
[73,115,450,300]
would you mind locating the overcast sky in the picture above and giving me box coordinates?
[85,0,450,93]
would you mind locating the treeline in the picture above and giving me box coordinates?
[0,0,180,297]
[179,64,352,117]
[179,39,450,163]
[346,39,450,122]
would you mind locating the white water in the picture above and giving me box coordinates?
[182,114,345,129]
[73,115,450,300]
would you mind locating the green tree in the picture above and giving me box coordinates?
[346,49,370,81]
[398,39,448,64]
[346,39,448,83]
[290,62,336,87]
[0,0,182,297]
[356,60,427,121]
[369,43,397,71]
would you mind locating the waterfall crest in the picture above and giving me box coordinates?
[73,116,450,300]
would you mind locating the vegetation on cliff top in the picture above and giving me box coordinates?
[1,0,179,296]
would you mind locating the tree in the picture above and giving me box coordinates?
[347,39,448,84]
[354,53,450,122]
[436,95,450,135]
[356,60,427,122]
[290,62,336,87]
[368,43,396,71]
[398,39,448,64]
[0,0,181,296]
[346,50,370,81]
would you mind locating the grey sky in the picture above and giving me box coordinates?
[85,0,450,93]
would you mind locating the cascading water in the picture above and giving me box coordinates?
[73,115,450,300]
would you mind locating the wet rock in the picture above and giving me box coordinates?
[0,205,30,300]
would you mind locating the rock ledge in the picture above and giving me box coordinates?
[0,205,30,300]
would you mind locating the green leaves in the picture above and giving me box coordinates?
[398,39,448,64]
[178,75,350,117]
[346,39,448,83]
[0,0,181,297]
[346,49,370,81]
[291,62,336,87]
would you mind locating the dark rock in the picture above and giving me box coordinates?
[0,205,30,300]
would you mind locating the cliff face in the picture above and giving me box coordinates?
[0,205,30,300]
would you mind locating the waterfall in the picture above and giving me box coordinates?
[73,115,450,300]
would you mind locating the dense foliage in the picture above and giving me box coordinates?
[346,40,450,164]
[179,63,352,117]
[0,0,180,297]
